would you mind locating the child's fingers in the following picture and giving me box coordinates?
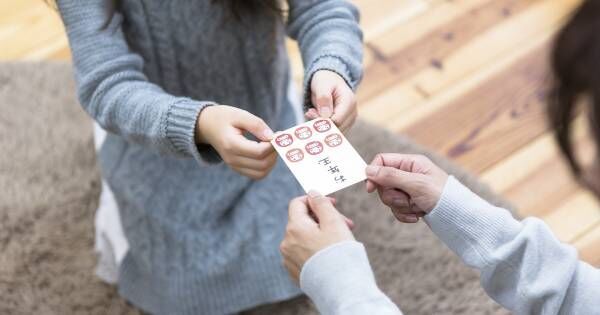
[235,167,268,180]
[232,109,274,141]
[230,151,277,171]
[232,137,274,159]
[330,89,356,130]
[337,110,357,132]
[311,85,334,118]
[305,108,319,120]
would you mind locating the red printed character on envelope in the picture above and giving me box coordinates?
[271,118,367,196]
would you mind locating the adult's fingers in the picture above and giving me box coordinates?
[369,153,432,172]
[311,83,333,118]
[366,178,377,193]
[365,165,419,193]
[391,211,420,223]
[342,215,355,230]
[366,153,431,192]
[232,109,274,141]
[307,190,343,228]
[282,258,300,283]
[288,196,317,227]
[377,187,411,210]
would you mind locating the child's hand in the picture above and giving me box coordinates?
[306,70,357,132]
[196,105,276,180]
[365,154,449,223]
[280,191,355,283]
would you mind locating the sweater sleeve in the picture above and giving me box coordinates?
[424,176,600,315]
[300,241,403,315]
[57,0,221,164]
[286,0,364,110]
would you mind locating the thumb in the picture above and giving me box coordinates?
[288,196,317,226]
[233,110,274,141]
[365,165,416,193]
[307,190,343,229]
[311,83,333,118]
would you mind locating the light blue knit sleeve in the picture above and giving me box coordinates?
[57,0,220,164]
[425,176,600,315]
[300,241,403,315]
[286,0,364,109]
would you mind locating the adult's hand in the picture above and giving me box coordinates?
[305,70,357,132]
[280,191,355,283]
[365,154,449,223]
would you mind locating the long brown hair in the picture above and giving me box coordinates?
[549,0,600,177]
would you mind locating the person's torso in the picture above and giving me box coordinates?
[120,0,289,123]
[98,0,300,234]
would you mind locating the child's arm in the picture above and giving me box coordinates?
[57,1,280,179]
[287,0,363,122]
[423,177,600,315]
[57,1,217,164]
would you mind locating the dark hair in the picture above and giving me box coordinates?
[549,0,600,177]
[215,0,282,20]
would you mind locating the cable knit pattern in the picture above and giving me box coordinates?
[56,0,363,314]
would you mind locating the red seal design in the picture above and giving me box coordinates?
[275,133,293,147]
[294,126,312,140]
[313,119,331,133]
[324,133,343,147]
[286,148,304,162]
[305,141,324,155]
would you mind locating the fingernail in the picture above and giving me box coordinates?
[308,190,321,198]
[319,106,332,118]
[366,165,379,176]
[263,129,274,140]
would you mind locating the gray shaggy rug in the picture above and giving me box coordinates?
[0,62,513,315]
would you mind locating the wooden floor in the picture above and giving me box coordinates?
[2,0,598,266]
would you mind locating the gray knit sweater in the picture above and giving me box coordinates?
[57,1,363,314]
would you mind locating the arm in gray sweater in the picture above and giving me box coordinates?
[287,0,364,107]
[58,0,364,163]
[301,177,600,314]
[57,1,213,162]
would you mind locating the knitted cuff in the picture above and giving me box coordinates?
[165,99,222,165]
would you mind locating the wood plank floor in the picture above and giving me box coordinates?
[1,0,598,266]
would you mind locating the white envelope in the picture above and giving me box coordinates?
[271,118,367,196]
